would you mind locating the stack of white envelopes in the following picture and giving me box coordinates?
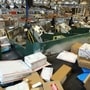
[24,52,50,71]
[0,60,31,84]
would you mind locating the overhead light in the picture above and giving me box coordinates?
[64,1,69,4]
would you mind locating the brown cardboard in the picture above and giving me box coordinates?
[71,42,82,54]
[0,87,4,90]
[77,57,90,69]
[51,64,71,83]
[23,72,44,87]
[31,87,43,90]
[84,74,90,90]
[43,81,64,90]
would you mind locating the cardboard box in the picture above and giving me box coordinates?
[0,87,4,90]
[43,81,64,90]
[71,42,82,54]
[23,72,44,87]
[84,74,90,90]
[78,57,90,69]
[51,64,71,83]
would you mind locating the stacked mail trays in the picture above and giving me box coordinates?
[24,52,47,71]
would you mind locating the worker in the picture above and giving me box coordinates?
[83,16,88,23]
[69,16,74,27]
[51,16,56,27]
[50,15,56,32]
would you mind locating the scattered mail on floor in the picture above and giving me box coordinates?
[24,52,50,71]
[0,60,31,84]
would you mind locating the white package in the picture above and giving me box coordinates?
[41,67,53,81]
[56,51,77,63]
[24,52,50,71]
[78,43,90,59]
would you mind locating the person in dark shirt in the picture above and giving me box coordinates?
[51,16,56,27]
[83,16,88,23]
[69,16,74,26]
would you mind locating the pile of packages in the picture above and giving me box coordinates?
[55,42,90,90]
[0,52,50,84]
[71,42,90,90]
[0,67,71,90]
[0,51,73,90]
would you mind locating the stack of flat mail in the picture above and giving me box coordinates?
[0,60,31,84]
[78,43,90,59]
[24,52,50,71]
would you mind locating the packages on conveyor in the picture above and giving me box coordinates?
[60,23,71,33]
[24,52,50,71]
[0,60,31,84]
[78,43,90,59]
